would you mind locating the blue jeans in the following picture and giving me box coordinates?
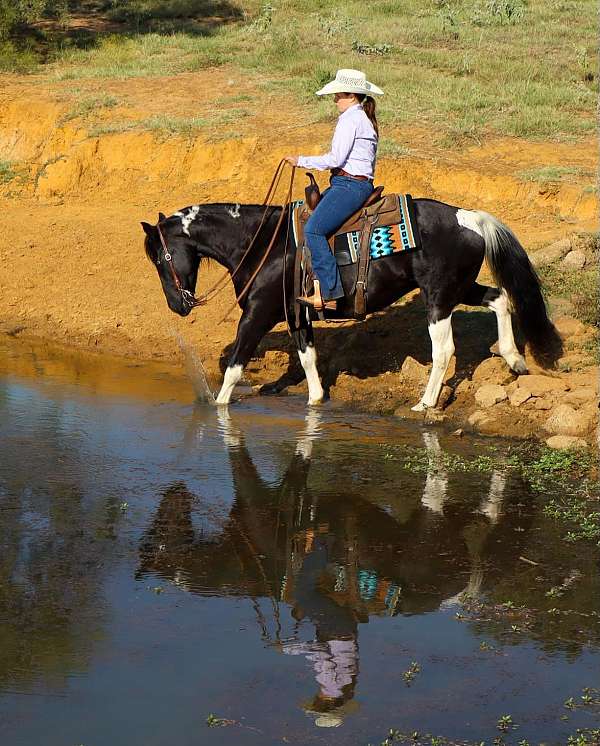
[304,175,374,300]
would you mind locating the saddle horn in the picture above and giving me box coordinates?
[304,173,321,211]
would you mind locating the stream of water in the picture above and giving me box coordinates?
[0,338,598,746]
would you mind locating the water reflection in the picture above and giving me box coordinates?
[137,411,537,727]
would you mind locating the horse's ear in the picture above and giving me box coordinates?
[158,212,166,222]
[141,221,156,236]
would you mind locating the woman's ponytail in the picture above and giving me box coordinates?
[358,94,379,137]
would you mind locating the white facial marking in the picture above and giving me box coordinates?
[173,205,200,236]
[456,208,484,238]
[297,344,324,405]
[227,203,241,219]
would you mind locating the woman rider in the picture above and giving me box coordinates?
[285,69,383,311]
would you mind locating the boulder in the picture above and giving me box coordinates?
[471,357,516,385]
[510,388,532,407]
[543,404,594,437]
[534,398,554,411]
[455,379,476,397]
[401,356,430,385]
[475,384,508,408]
[546,435,588,450]
[553,316,587,338]
[564,387,597,406]
[437,384,453,410]
[515,374,569,396]
[529,238,570,267]
[468,409,491,426]
[562,250,587,269]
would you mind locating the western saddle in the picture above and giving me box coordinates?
[295,175,402,320]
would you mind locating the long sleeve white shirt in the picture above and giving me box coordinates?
[297,104,377,179]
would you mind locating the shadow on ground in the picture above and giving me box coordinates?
[219,295,507,397]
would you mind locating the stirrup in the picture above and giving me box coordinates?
[297,280,337,312]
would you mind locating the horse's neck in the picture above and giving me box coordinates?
[201,205,281,273]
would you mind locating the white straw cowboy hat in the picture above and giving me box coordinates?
[315,69,384,96]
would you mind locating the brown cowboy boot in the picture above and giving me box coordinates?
[297,280,337,311]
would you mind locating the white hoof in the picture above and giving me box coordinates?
[307,397,323,407]
[411,401,429,412]
[507,354,527,375]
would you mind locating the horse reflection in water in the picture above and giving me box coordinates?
[137,414,532,728]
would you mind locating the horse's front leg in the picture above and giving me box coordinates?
[412,311,455,412]
[215,310,276,405]
[293,321,324,406]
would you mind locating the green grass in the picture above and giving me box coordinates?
[519,166,595,184]
[377,140,414,159]
[0,160,18,183]
[88,110,247,137]
[4,0,599,141]
[538,233,599,327]
[59,94,120,123]
[51,32,231,80]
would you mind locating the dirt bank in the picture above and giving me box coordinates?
[0,70,597,444]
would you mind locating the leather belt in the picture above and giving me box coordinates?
[330,168,371,181]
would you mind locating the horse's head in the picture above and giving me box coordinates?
[141,210,202,317]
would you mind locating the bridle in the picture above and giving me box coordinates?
[153,160,296,319]
[155,222,204,309]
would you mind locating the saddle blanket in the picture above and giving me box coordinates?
[290,193,421,268]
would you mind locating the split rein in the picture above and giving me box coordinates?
[155,159,296,323]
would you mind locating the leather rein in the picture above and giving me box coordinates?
[155,159,296,322]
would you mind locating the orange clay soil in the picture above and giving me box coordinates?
[0,67,597,440]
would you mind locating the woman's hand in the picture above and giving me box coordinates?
[284,155,299,166]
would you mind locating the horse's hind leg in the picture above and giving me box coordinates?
[412,313,455,412]
[463,283,526,374]
[293,323,324,406]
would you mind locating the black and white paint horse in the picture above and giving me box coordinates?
[142,197,561,408]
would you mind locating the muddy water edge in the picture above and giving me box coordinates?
[0,337,598,746]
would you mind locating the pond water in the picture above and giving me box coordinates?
[0,339,598,746]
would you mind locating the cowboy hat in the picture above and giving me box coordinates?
[315,69,384,96]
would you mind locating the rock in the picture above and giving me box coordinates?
[424,410,447,423]
[534,398,554,410]
[455,379,476,397]
[544,404,594,437]
[564,387,597,405]
[468,409,491,426]
[472,357,516,385]
[510,388,532,407]
[515,374,569,396]
[437,384,453,410]
[529,237,570,267]
[401,356,430,385]
[506,380,519,395]
[546,435,588,450]
[475,384,508,408]
[553,316,587,338]
[562,250,587,269]
[452,428,464,437]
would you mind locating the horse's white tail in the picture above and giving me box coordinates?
[457,209,563,367]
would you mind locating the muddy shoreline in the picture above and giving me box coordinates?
[2,285,596,447]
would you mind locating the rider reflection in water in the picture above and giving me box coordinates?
[281,525,361,728]
[284,69,383,312]
[137,411,532,730]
